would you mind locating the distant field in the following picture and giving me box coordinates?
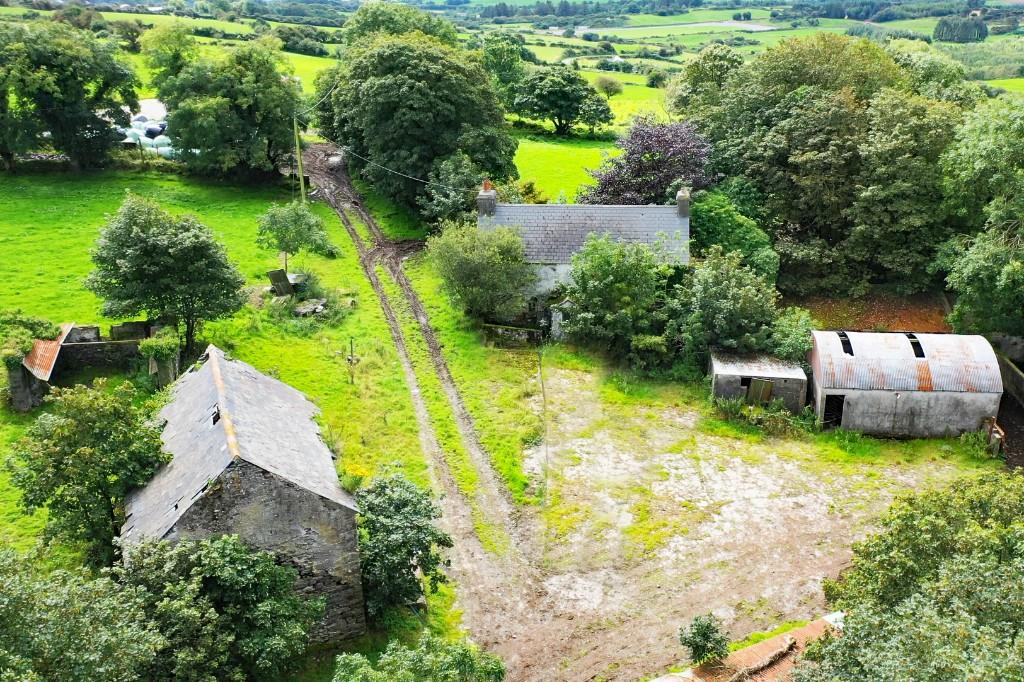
[0,5,257,33]
[873,17,940,33]
[624,8,773,25]
[513,134,616,200]
[989,77,1024,93]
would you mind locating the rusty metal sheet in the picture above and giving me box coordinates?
[22,322,74,381]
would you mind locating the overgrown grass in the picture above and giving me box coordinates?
[728,619,810,651]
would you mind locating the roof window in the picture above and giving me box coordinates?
[837,331,854,356]
[906,333,926,359]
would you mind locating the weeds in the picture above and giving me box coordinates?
[713,398,818,437]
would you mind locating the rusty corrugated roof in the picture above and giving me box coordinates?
[22,322,74,381]
[811,331,1003,393]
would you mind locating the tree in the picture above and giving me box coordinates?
[333,635,505,682]
[417,153,485,224]
[594,74,623,100]
[110,19,145,53]
[6,381,167,566]
[577,92,614,134]
[564,235,671,363]
[646,69,668,88]
[316,33,517,210]
[666,43,743,115]
[114,536,323,682]
[141,22,198,82]
[482,31,527,107]
[679,614,729,665]
[691,191,778,281]
[87,195,246,355]
[770,307,815,364]
[933,16,988,43]
[795,473,1024,681]
[579,117,711,205]
[427,220,536,321]
[513,66,604,135]
[0,22,138,170]
[343,1,458,46]
[355,474,453,620]
[0,551,165,681]
[666,247,778,370]
[158,38,302,175]
[257,200,335,272]
[944,228,1024,337]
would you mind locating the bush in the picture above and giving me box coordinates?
[333,634,505,682]
[138,328,180,362]
[679,613,729,665]
[0,309,58,371]
[564,235,671,364]
[691,191,779,281]
[770,307,815,363]
[715,398,817,437]
[427,220,536,322]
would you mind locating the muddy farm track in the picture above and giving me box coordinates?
[306,145,585,681]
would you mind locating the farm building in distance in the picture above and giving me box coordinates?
[476,184,690,295]
[710,353,808,413]
[121,345,366,641]
[809,331,1003,438]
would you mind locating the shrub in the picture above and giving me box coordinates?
[679,613,729,665]
[427,220,536,322]
[138,328,180,362]
[256,200,336,272]
[691,191,779,281]
[0,309,58,371]
[333,635,505,682]
[770,307,815,363]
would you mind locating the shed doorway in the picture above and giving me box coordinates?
[745,378,774,406]
[823,394,845,428]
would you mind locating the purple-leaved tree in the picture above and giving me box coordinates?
[579,117,712,205]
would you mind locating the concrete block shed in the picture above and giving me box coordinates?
[809,331,1003,438]
[709,353,808,413]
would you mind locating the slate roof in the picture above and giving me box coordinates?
[22,322,74,381]
[478,203,689,265]
[811,331,1003,393]
[710,352,807,381]
[122,345,355,543]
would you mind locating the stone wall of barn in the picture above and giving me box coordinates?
[167,459,366,642]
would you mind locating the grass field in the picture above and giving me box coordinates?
[623,8,774,25]
[0,169,431,552]
[513,134,616,200]
[989,77,1024,92]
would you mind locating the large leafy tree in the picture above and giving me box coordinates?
[666,43,743,116]
[355,474,453,620]
[796,473,1024,681]
[690,191,778,281]
[0,22,137,170]
[157,38,302,175]
[513,66,605,135]
[427,220,536,321]
[0,551,165,681]
[342,1,458,46]
[6,381,167,566]
[141,21,198,82]
[316,33,517,209]
[579,117,711,205]
[114,536,323,682]
[482,31,528,107]
[86,195,246,355]
[333,635,505,682]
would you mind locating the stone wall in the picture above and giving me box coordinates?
[169,459,366,642]
[6,365,47,412]
[712,373,807,413]
[59,339,141,372]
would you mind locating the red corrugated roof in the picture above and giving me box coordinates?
[22,323,74,381]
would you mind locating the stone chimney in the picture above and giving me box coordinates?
[676,186,691,219]
[477,180,497,217]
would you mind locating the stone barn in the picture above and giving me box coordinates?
[476,184,690,295]
[121,345,366,641]
[710,353,808,413]
[809,331,1003,437]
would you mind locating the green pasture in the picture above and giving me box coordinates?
[624,8,774,25]
[513,134,616,200]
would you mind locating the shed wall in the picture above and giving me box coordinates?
[813,384,1001,437]
[712,372,807,413]
[168,460,366,642]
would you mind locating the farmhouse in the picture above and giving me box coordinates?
[809,331,1003,438]
[710,353,808,413]
[476,183,690,295]
[121,345,366,641]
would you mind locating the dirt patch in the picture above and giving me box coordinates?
[788,292,951,332]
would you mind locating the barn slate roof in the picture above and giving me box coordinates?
[22,322,74,381]
[810,331,1003,393]
[122,345,355,544]
[478,203,689,265]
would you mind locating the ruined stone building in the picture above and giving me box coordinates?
[810,331,1003,438]
[476,185,690,295]
[121,345,366,641]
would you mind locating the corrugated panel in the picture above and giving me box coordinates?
[811,331,1003,393]
[22,322,74,381]
[710,352,807,380]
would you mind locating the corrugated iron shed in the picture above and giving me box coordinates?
[122,345,355,543]
[811,331,1003,393]
[22,322,74,381]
